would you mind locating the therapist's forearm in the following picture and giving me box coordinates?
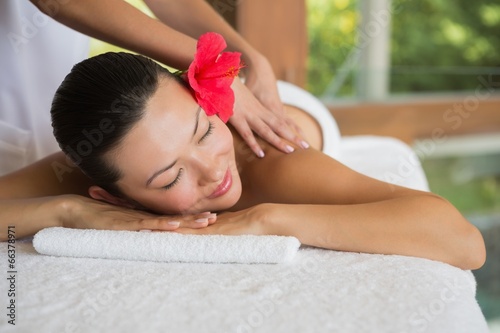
[143,0,262,63]
[30,0,196,69]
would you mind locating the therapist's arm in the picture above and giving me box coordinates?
[144,0,308,154]
[143,0,261,67]
[30,0,194,68]
[29,0,307,156]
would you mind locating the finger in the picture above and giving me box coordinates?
[287,117,306,138]
[266,113,312,151]
[285,118,309,149]
[178,213,217,229]
[230,117,265,158]
[251,119,297,154]
[129,210,215,231]
[116,217,183,232]
[195,211,217,224]
[208,214,217,225]
[171,211,217,228]
[233,107,293,154]
[174,227,210,235]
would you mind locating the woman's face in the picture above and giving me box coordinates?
[110,78,242,214]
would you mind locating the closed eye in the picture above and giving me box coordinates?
[162,121,213,190]
[199,121,214,143]
[162,168,183,190]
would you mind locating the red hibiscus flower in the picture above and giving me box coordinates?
[186,32,243,123]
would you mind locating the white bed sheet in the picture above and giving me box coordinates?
[0,136,488,333]
[0,238,488,333]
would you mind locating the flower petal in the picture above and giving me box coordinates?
[196,86,234,123]
[194,32,227,67]
[185,32,242,123]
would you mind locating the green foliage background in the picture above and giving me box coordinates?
[306,0,500,97]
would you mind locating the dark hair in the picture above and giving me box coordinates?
[51,52,181,196]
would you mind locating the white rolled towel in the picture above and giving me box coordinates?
[33,227,301,264]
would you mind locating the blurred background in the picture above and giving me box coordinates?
[308,2,500,330]
[90,0,500,330]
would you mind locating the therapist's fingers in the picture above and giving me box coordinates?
[231,79,308,157]
[240,56,309,151]
[229,114,265,157]
[285,116,307,142]
[230,107,307,157]
[257,111,309,151]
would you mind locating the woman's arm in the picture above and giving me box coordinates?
[0,194,219,241]
[0,195,218,241]
[0,153,215,241]
[268,198,485,270]
[178,148,486,270]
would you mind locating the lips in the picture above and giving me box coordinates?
[208,168,232,199]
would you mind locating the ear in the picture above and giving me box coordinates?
[88,185,136,209]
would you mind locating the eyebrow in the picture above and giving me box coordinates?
[146,106,202,187]
[193,106,202,138]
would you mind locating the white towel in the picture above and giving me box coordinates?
[33,227,301,264]
[277,80,342,160]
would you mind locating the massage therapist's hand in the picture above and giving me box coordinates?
[174,204,277,236]
[59,195,217,232]
[244,53,295,125]
[230,65,307,158]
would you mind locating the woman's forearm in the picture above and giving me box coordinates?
[0,194,216,242]
[269,195,486,270]
[0,197,64,241]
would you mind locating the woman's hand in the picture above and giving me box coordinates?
[59,195,217,232]
[229,55,308,158]
[174,203,277,236]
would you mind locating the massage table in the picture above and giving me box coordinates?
[0,82,488,333]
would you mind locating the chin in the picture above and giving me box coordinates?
[221,180,243,209]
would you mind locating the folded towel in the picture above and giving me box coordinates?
[33,227,301,264]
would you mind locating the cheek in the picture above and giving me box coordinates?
[215,123,233,152]
[148,186,207,214]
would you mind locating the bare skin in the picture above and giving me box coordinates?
[184,115,486,270]
[0,80,486,270]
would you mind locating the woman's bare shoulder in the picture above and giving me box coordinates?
[283,104,323,151]
[236,143,416,208]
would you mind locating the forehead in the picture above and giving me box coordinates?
[147,77,193,115]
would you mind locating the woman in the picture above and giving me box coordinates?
[0,50,485,270]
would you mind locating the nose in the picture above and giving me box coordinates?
[192,150,225,186]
